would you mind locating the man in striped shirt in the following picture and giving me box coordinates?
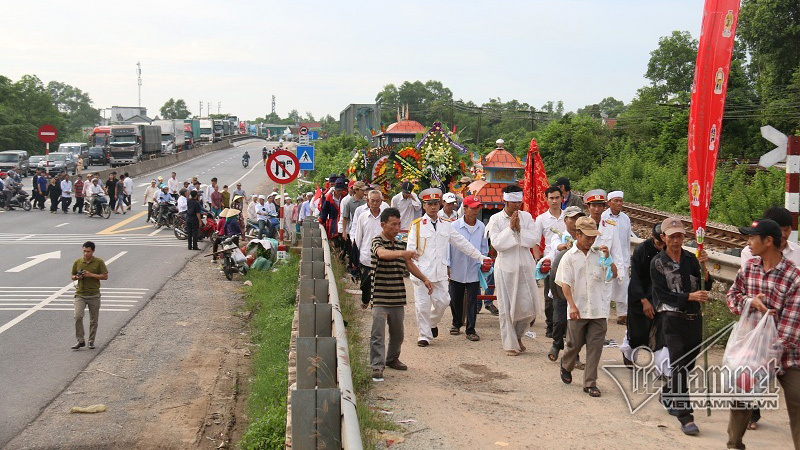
[366,207,432,382]
[727,218,800,449]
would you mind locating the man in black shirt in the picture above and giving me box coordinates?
[105,172,117,210]
[185,190,202,250]
[623,223,667,368]
[651,217,712,436]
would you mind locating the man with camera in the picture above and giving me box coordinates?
[70,241,108,350]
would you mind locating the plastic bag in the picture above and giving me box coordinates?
[232,248,246,264]
[722,298,782,393]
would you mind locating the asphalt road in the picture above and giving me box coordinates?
[0,138,286,447]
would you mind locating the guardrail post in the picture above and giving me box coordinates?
[296,337,338,389]
[300,261,326,279]
[301,247,324,262]
[291,388,342,449]
[298,303,333,337]
[298,279,328,304]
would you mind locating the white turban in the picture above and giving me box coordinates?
[503,191,523,202]
[608,191,624,200]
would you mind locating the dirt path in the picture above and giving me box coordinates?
[357,279,794,449]
[6,248,252,449]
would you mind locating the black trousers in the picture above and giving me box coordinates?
[552,294,568,350]
[449,281,480,335]
[72,197,84,213]
[544,275,554,333]
[33,190,44,209]
[61,197,72,212]
[186,220,199,249]
[147,202,154,222]
[360,263,372,306]
[49,196,60,212]
[108,192,116,209]
[661,313,703,425]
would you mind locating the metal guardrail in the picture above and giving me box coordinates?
[319,224,363,449]
[630,237,740,284]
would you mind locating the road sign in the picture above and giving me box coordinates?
[38,125,58,144]
[309,130,319,140]
[299,126,309,136]
[759,125,789,168]
[266,150,300,184]
[297,145,315,170]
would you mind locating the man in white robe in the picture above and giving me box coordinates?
[601,190,634,324]
[486,185,542,355]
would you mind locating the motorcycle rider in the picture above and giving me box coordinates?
[177,188,189,220]
[2,171,19,210]
[262,147,268,162]
[242,151,250,167]
[87,177,107,214]
[156,185,173,224]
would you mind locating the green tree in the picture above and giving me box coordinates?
[0,75,66,154]
[645,30,698,100]
[160,98,191,119]
[47,81,101,137]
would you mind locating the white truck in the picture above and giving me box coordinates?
[199,119,213,143]
[152,119,186,154]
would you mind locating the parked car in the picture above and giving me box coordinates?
[57,143,89,170]
[88,146,109,166]
[28,155,45,175]
[38,152,78,176]
[0,150,30,177]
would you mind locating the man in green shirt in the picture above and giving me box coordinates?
[70,241,108,350]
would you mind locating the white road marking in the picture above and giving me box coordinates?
[105,251,127,265]
[148,228,163,237]
[5,251,61,273]
[55,223,69,228]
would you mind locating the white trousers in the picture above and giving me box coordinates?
[413,279,450,342]
[608,270,630,316]
[497,297,529,351]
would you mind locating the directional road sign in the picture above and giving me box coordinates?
[38,125,58,144]
[759,125,789,168]
[266,150,300,184]
[309,130,319,140]
[297,145,315,171]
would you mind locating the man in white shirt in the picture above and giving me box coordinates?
[533,185,567,338]
[167,172,180,199]
[87,177,106,212]
[123,172,133,212]
[390,181,421,231]
[438,192,460,222]
[204,177,218,210]
[555,216,617,398]
[233,183,246,200]
[601,190,634,325]
[142,179,159,222]
[255,195,270,239]
[353,190,387,306]
[60,174,73,213]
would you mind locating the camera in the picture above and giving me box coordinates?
[76,269,85,278]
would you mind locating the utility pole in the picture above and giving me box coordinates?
[136,61,142,107]
[449,100,455,133]
[199,101,203,118]
[476,107,483,144]
[271,95,276,115]
[218,102,221,115]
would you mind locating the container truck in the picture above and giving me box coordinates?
[222,120,231,136]
[199,119,213,143]
[109,124,161,167]
[184,119,201,149]
[213,120,224,142]
[184,123,194,150]
[152,119,185,154]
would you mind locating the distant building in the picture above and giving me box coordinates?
[109,106,151,124]
[340,104,381,138]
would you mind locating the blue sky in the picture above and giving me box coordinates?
[1,0,703,121]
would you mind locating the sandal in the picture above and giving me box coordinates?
[583,386,602,397]
[747,422,758,430]
[560,365,572,384]
[548,346,559,362]
[576,361,586,370]
[506,350,520,356]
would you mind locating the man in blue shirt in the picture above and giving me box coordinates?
[447,196,489,341]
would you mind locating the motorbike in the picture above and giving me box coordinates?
[242,157,249,168]
[217,237,248,280]
[85,195,111,219]
[245,211,279,240]
[150,201,177,228]
[173,211,217,240]
[0,189,32,211]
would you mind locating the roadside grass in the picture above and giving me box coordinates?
[239,256,298,450]
[330,253,398,449]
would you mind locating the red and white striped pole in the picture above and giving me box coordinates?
[786,136,800,243]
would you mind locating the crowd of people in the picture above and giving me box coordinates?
[304,172,799,448]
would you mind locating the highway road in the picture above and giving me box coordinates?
[0,138,287,446]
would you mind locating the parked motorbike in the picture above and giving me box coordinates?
[245,211,279,240]
[85,195,111,219]
[0,189,32,211]
[218,237,248,280]
[173,211,217,240]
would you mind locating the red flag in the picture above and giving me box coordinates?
[687,0,740,250]
[522,139,550,217]
[313,185,322,203]
[452,124,457,135]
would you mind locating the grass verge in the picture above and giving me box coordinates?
[331,254,398,449]
[239,256,298,450]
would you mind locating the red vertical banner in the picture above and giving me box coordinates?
[522,139,550,217]
[687,0,740,249]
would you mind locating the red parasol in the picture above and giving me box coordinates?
[522,139,550,217]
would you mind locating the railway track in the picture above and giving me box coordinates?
[623,203,747,249]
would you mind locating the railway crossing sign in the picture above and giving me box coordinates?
[759,125,788,168]
[297,145,315,170]
[266,150,300,184]
[37,125,58,143]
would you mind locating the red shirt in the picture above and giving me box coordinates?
[727,257,800,371]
